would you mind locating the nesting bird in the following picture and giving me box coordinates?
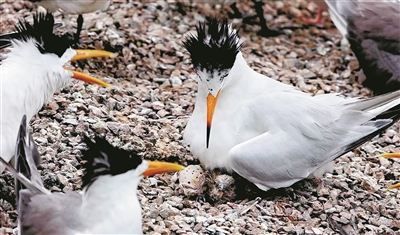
[321,0,400,94]
[28,0,111,42]
[183,17,400,192]
[0,12,113,173]
[0,115,184,234]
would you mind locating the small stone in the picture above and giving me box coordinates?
[312,227,323,235]
[195,216,207,224]
[92,121,108,134]
[152,101,165,110]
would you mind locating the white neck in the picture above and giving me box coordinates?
[79,162,149,234]
[2,39,73,117]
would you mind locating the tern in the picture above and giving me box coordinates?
[380,152,400,190]
[321,0,400,94]
[29,0,111,42]
[0,115,184,234]
[183,17,400,192]
[0,12,113,173]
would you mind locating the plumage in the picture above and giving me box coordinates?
[183,17,400,191]
[0,115,184,234]
[0,11,113,173]
[28,0,111,42]
[324,0,400,94]
[29,0,110,14]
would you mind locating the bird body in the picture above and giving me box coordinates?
[323,0,400,94]
[19,168,144,234]
[29,0,110,14]
[1,115,184,234]
[0,12,113,173]
[183,18,400,191]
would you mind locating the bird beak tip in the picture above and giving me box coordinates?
[68,69,111,87]
[380,153,400,159]
[386,184,400,190]
[206,125,211,149]
[142,161,185,177]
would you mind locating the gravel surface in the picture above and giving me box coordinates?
[0,0,399,234]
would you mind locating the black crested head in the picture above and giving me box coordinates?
[183,17,242,73]
[14,11,73,58]
[81,135,143,189]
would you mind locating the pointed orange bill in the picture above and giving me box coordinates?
[206,90,221,148]
[380,153,400,190]
[72,49,116,61]
[387,182,400,190]
[66,69,111,87]
[65,49,115,87]
[380,153,400,159]
[142,161,184,177]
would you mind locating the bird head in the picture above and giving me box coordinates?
[183,17,242,148]
[81,136,184,189]
[9,11,113,88]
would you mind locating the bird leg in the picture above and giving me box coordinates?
[228,1,283,38]
[252,0,283,37]
[74,14,84,44]
[228,2,248,19]
[300,9,324,25]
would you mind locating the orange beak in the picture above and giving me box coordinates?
[65,49,115,87]
[71,49,116,61]
[66,69,111,88]
[142,161,184,177]
[380,153,400,159]
[380,152,400,190]
[206,90,221,148]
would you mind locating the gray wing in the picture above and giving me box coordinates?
[326,0,400,94]
[228,90,400,191]
[20,192,83,234]
[14,116,47,200]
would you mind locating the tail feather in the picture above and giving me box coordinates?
[345,90,400,113]
[340,103,400,159]
[0,115,49,202]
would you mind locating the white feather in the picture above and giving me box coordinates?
[184,51,400,191]
[0,39,76,173]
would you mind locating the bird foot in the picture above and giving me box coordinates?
[300,9,324,25]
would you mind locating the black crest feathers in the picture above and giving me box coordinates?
[13,12,73,57]
[183,17,242,72]
[81,136,143,189]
